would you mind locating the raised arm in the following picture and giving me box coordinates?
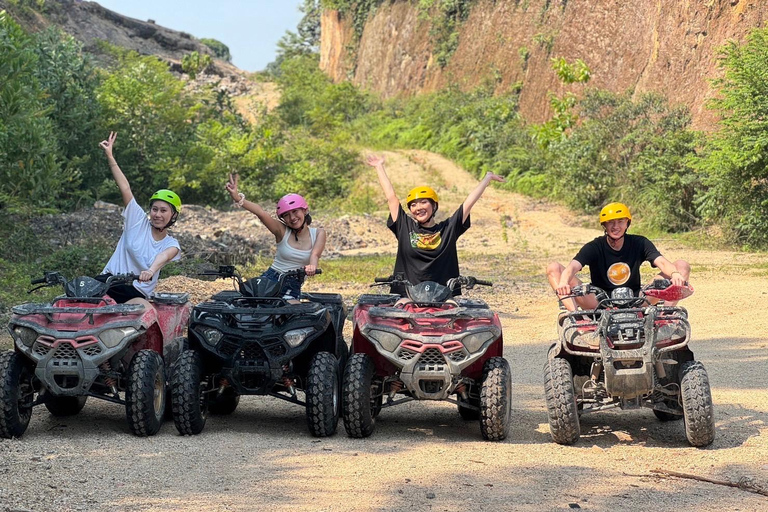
[99,132,133,207]
[305,228,326,277]
[366,154,401,222]
[226,173,286,242]
[462,171,505,223]
[139,246,180,282]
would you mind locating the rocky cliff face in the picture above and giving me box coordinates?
[0,0,244,80]
[320,0,767,129]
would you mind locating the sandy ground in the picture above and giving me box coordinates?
[1,150,767,511]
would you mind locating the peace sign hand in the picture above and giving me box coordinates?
[99,132,117,158]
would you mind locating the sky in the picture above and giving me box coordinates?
[94,0,306,71]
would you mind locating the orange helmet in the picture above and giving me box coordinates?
[406,186,438,206]
[599,202,632,224]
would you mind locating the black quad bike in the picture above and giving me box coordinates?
[343,274,511,441]
[544,279,715,447]
[2,272,190,437]
[171,266,348,437]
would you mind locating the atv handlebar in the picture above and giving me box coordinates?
[371,274,491,290]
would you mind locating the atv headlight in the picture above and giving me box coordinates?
[201,328,224,346]
[462,331,495,353]
[12,326,38,348]
[99,327,137,349]
[284,327,314,348]
[367,329,402,352]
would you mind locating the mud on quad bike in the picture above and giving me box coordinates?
[342,274,511,441]
[544,279,715,447]
[171,266,347,437]
[1,271,190,438]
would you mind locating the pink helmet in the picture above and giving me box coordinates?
[276,193,308,216]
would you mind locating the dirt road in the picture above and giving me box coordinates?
[2,151,767,511]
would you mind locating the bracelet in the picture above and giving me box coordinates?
[235,192,245,207]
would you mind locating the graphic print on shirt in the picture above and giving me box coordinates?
[607,262,631,286]
[410,231,442,250]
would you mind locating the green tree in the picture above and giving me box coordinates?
[200,38,231,61]
[696,28,768,247]
[0,11,67,212]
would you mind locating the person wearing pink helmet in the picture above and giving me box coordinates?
[226,173,326,301]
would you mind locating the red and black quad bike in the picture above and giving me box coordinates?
[342,274,511,441]
[1,271,191,438]
[544,279,715,447]
[171,266,348,437]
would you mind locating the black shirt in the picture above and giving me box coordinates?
[573,234,662,293]
[387,204,470,295]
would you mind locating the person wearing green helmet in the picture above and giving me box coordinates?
[97,132,182,303]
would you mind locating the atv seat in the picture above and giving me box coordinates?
[211,290,243,302]
[151,292,189,305]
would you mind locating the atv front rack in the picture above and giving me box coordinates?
[11,302,145,324]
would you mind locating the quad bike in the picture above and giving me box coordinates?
[1,271,190,438]
[342,274,511,441]
[171,266,347,437]
[544,279,715,447]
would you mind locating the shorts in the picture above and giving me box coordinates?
[261,267,302,300]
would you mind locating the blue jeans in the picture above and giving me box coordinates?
[261,267,302,300]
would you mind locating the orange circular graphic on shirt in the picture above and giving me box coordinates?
[607,262,631,285]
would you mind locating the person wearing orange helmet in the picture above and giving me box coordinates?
[546,202,690,311]
[98,132,182,304]
[366,154,504,296]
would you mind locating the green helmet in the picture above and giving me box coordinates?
[149,189,182,213]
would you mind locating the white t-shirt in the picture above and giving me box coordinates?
[271,227,317,273]
[102,198,181,297]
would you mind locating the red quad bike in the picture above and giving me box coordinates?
[343,274,511,441]
[1,272,190,438]
[544,279,715,447]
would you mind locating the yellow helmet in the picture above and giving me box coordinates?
[599,202,631,224]
[406,186,439,206]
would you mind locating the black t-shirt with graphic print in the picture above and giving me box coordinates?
[573,234,662,294]
[387,204,471,296]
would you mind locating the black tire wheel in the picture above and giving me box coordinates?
[457,392,481,421]
[208,388,239,416]
[342,353,377,438]
[0,351,34,439]
[305,351,340,437]
[125,349,166,437]
[479,357,512,441]
[170,350,208,435]
[653,408,682,422]
[44,396,87,417]
[680,360,715,447]
[543,357,580,445]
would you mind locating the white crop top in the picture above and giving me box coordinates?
[271,227,318,273]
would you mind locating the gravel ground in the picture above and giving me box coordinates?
[1,151,767,511]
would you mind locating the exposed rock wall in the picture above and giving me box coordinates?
[0,0,243,79]
[320,0,767,129]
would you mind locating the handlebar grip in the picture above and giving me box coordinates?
[475,279,492,287]
[374,277,391,283]
[30,277,46,285]
[313,269,322,275]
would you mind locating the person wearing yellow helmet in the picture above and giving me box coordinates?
[366,154,504,296]
[97,132,182,303]
[546,201,690,311]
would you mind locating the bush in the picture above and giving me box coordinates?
[200,38,231,61]
[695,27,768,248]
